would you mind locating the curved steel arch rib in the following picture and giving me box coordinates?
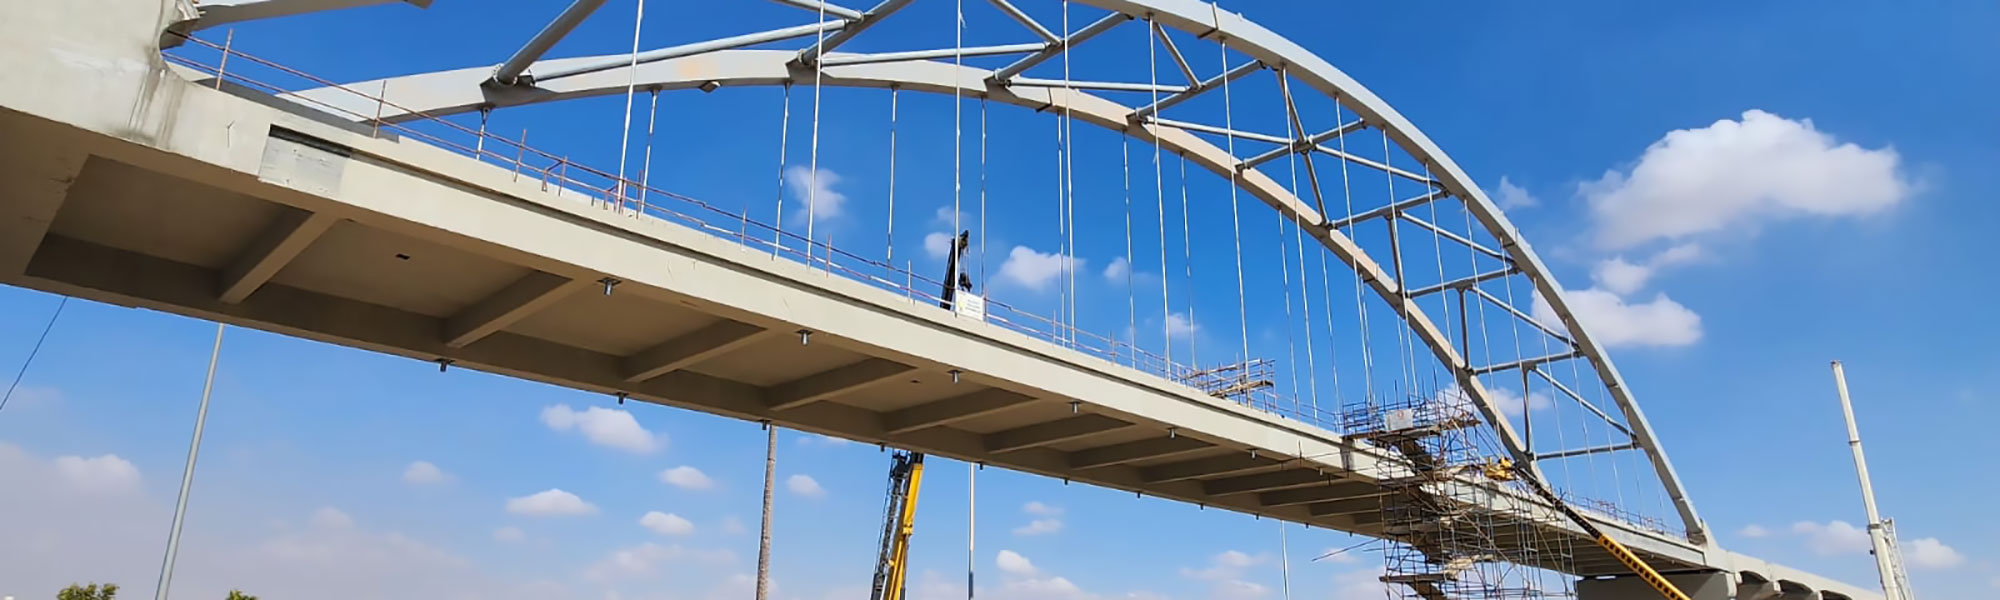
[289,0,1704,544]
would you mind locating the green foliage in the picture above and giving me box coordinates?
[56,583,118,600]
[224,591,257,600]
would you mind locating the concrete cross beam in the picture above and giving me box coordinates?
[443,271,587,348]
[879,388,1036,434]
[1257,481,1377,508]
[621,319,770,382]
[763,357,912,410]
[1307,496,1381,517]
[219,209,337,304]
[983,414,1131,454]
[1202,468,1336,496]
[1066,436,1213,470]
[1138,453,1280,484]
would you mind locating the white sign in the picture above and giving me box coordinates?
[954,293,986,321]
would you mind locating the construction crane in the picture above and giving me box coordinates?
[1485,459,1692,600]
[868,230,973,600]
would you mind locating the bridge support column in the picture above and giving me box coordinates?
[1577,571,1734,600]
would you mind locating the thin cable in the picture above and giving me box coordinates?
[980,97,989,294]
[1147,24,1173,368]
[1275,189,1300,413]
[638,89,660,211]
[1335,105,1375,409]
[1180,155,1197,370]
[807,0,828,263]
[1381,130,1416,400]
[0,296,66,415]
[953,0,964,286]
[1278,76,1320,418]
[613,0,648,212]
[1122,137,1136,365]
[967,462,976,600]
[1060,0,1078,345]
[1210,11,1249,367]
[888,87,900,263]
[772,84,794,258]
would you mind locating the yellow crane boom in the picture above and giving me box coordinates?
[869,451,925,600]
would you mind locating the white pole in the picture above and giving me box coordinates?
[1277,523,1293,600]
[1830,361,1904,600]
[967,462,976,600]
[154,322,225,600]
[756,424,776,600]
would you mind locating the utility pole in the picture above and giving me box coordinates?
[1829,361,1914,600]
[757,423,776,600]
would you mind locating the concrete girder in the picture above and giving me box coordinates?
[879,388,1037,434]
[219,209,337,303]
[763,357,912,410]
[1256,481,1377,508]
[620,319,770,382]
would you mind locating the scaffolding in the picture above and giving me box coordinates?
[1343,389,1576,600]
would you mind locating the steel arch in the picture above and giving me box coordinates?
[262,0,1705,543]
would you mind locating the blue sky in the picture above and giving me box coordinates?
[2,0,1996,598]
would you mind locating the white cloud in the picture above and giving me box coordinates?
[1012,518,1063,536]
[1103,257,1131,282]
[1023,501,1064,516]
[786,474,825,498]
[401,460,447,485]
[784,165,849,224]
[659,465,715,490]
[1493,175,1538,209]
[1535,288,1701,348]
[309,507,355,530]
[584,542,735,582]
[996,550,1038,576]
[1434,384,1551,418]
[924,232,954,259]
[1791,520,1871,556]
[1180,550,1269,600]
[1164,311,1200,339]
[640,511,695,536]
[1584,110,1909,250]
[1738,524,1771,538]
[1905,537,1964,570]
[721,515,747,535]
[1591,243,1704,295]
[997,245,1082,292]
[797,432,854,448]
[492,526,526,543]
[541,404,662,454]
[53,453,139,494]
[506,488,598,517]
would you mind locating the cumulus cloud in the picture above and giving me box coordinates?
[640,511,695,536]
[786,474,825,498]
[924,232,955,259]
[659,465,715,491]
[1905,537,1965,570]
[1434,384,1551,419]
[506,489,598,517]
[784,165,849,224]
[721,515,747,535]
[493,526,526,543]
[1591,243,1703,295]
[1535,288,1701,348]
[1103,257,1131,282]
[1013,518,1063,536]
[53,453,140,494]
[1738,524,1770,538]
[1791,520,1871,556]
[997,245,1082,292]
[1181,550,1270,600]
[1584,110,1910,250]
[402,460,447,485]
[541,404,661,454]
[996,550,1038,576]
[584,542,735,582]
[1493,176,1538,209]
[1023,501,1063,516]
[309,507,355,530]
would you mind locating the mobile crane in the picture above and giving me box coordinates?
[1484,459,1692,600]
[868,230,974,600]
